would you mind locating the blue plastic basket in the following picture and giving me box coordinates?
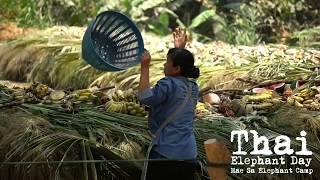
[82,11,144,71]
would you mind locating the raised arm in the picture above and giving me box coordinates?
[173,27,188,49]
[138,50,172,106]
[138,50,151,93]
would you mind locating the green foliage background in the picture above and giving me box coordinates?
[0,0,319,45]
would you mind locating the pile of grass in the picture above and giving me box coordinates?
[268,105,320,145]
[0,106,143,180]
[0,83,319,179]
[0,101,319,179]
[1,26,320,92]
[0,84,319,179]
[0,26,84,85]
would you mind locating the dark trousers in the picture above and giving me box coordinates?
[146,148,197,180]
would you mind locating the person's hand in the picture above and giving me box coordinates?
[141,50,151,68]
[173,27,187,48]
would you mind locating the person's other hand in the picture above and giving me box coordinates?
[173,27,187,48]
[141,50,151,68]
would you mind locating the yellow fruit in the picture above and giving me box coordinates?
[294,101,304,108]
[138,107,145,112]
[300,89,309,93]
[287,97,295,105]
[130,110,137,115]
[79,96,89,101]
[196,107,206,111]
[73,89,91,94]
[246,94,272,102]
[116,90,125,97]
[303,99,314,104]
[50,90,65,101]
[133,104,140,109]
[127,105,134,111]
[293,96,304,102]
[303,104,311,108]
[79,92,91,97]
[304,96,312,100]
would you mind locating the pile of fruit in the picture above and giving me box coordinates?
[218,90,283,117]
[2,82,217,118]
[287,87,320,111]
[195,102,212,118]
[1,83,107,112]
[0,82,149,117]
[242,90,282,112]
[105,89,148,117]
[6,82,320,119]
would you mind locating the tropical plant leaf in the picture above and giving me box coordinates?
[159,12,169,27]
[189,9,216,29]
[157,7,186,28]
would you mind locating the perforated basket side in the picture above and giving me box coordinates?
[82,11,144,71]
[82,21,123,71]
[91,11,144,69]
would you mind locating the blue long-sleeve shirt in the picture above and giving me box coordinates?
[138,76,199,159]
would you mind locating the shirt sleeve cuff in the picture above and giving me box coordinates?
[138,88,153,100]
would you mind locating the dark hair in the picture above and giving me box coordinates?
[167,48,200,78]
